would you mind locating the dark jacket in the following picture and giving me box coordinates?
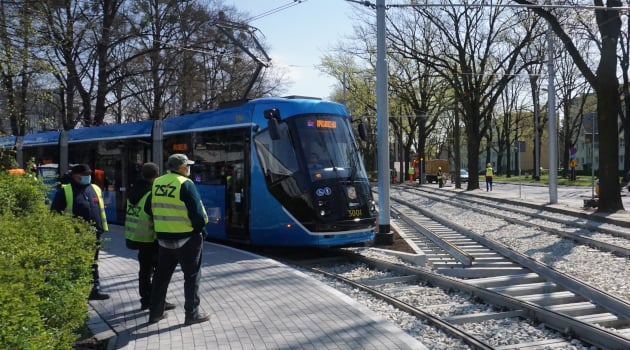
[50,181,106,232]
[128,178,153,215]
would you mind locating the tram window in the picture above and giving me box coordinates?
[166,129,247,185]
[254,123,299,184]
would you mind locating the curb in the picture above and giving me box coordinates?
[86,304,117,350]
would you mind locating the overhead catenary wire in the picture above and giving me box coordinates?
[245,0,308,22]
[347,0,629,11]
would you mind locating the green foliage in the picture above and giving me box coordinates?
[0,172,51,216]
[0,172,96,349]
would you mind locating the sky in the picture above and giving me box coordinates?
[222,0,364,100]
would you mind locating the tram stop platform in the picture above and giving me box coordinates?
[88,225,426,350]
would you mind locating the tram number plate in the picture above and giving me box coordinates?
[347,209,362,218]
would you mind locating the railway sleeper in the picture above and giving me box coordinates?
[437,266,529,278]
[494,338,573,350]
[465,273,545,288]
[574,313,630,328]
[544,302,606,316]
[518,291,584,306]
[443,309,525,324]
[488,281,563,296]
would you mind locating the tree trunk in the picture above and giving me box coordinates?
[595,3,623,211]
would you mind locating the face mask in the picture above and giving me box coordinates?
[79,175,91,185]
[186,166,191,177]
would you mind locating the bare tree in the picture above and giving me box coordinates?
[391,2,539,190]
[0,1,44,135]
[514,0,623,211]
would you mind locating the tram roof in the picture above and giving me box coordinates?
[22,131,60,147]
[0,135,17,148]
[163,108,253,135]
[67,120,153,143]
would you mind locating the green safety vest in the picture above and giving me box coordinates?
[486,167,493,177]
[63,183,108,232]
[124,191,155,243]
[152,173,207,234]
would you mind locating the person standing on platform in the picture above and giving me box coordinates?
[148,154,209,325]
[50,164,110,300]
[485,163,494,192]
[437,166,444,188]
[124,162,175,311]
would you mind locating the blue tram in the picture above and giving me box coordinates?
[2,97,376,247]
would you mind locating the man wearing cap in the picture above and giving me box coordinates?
[50,163,110,300]
[124,162,175,312]
[148,154,209,325]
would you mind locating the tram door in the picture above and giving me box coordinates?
[221,129,250,241]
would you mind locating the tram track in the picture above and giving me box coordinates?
[284,248,623,349]
[398,185,630,258]
[277,186,630,348]
[380,190,630,348]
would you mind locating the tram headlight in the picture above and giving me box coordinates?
[370,200,376,212]
[320,210,326,217]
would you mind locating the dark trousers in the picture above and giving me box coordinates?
[92,232,103,289]
[137,242,159,305]
[486,176,493,191]
[149,232,203,319]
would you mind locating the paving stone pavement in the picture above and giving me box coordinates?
[89,226,427,350]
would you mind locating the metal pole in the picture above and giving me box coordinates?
[534,85,540,180]
[518,145,522,198]
[547,24,558,204]
[375,0,392,243]
[592,113,595,199]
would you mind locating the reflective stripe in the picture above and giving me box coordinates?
[153,215,191,222]
[152,203,188,210]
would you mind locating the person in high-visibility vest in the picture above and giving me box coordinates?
[148,154,209,325]
[408,164,415,182]
[485,163,494,191]
[124,162,175,312]
[50,163,110,300]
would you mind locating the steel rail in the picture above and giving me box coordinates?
[391,205,474,266]
[342,252,630,350]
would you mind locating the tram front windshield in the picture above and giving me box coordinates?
[293,115,366,181]
[254,113,373,230]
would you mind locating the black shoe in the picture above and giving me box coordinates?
[148,313,167,324]
[140,303,149,311]
[89,289,110,300]
[184,312,209,325]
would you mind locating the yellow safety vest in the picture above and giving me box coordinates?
[486,167,493,177]
[62,184,108,232]
[124,191,155,243]
[152,173,202,234]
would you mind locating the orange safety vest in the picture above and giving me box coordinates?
[8,168,26,176]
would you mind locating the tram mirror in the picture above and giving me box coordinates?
[264,108,281,140]
[358,122,367,141]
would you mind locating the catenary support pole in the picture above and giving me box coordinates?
[375,0,393,244]
[547,25,558,204]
